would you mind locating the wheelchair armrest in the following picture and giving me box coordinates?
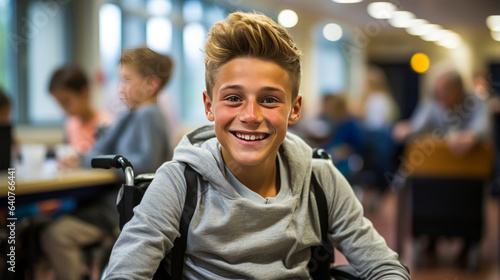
[330,265,359,280]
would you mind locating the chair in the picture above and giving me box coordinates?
[398,135,494,270]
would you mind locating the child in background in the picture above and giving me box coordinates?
[320,94,364,182]
[104,12,409,279]
[0,87,11,124]
[49,65,113,161]
[0,87,17,169]
[41,48,174,280]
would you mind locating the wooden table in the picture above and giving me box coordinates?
[0,160,118,205]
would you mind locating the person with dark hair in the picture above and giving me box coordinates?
[49,65,112,157]
[0,87,11,125]
[41,49,174,280]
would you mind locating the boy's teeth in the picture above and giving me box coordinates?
[236,133,265,141]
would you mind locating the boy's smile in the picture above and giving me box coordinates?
[203,57,301,173]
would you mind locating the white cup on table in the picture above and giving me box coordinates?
[21,144,47,178]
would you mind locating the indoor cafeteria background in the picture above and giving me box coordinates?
[0,0,500,279]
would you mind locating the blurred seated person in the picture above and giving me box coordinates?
[393,68,491,156]
[41,47,174,280]
[320,94,364,182]
[49,65,113,163]
[0,87,10,125]
[355,65,399,195]
[473,70,500,195]
[0,87,18,169]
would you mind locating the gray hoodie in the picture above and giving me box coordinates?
[105,125,409,279]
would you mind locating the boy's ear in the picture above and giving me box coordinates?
[203,91,214,122]
[147,76,160,94]
[288,95,302,125]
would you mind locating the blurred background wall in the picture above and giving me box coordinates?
[1,0,499,145]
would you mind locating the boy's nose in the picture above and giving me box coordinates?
[239,101,263,123]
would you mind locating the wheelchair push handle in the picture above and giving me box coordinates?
[91,155,135,186]
[91,155,132,169]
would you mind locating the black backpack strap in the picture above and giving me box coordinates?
[309,149,335,280]
[170,164,198,279]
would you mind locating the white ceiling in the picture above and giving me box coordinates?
[269,0,500,39]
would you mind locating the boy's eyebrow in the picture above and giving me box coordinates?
[219,84,243,92]
[219,84,286,94]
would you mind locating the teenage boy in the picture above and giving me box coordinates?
[41,47,174,280]
[104,12,410,279]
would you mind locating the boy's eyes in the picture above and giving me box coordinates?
[262,97,278,104]
[226,96,241,102]
[223,95,280,104]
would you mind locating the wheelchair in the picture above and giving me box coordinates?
[92,151,400,280]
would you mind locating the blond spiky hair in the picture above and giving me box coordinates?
[204,11,302,100]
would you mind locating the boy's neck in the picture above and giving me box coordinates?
[228,157,281,198]
[131,95,157,111]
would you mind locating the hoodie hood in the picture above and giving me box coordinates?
[172,125,313,197]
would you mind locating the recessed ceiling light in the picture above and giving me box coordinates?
[406,19,429,36]
[278,9,298,28]
[367,2,397,19]
[323,23,343,41]
[491,30,500,41]
[486,15,500,31]
[388,11,415,28]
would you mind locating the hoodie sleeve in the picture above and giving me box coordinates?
[313,160,410,280]
[104,161,188,280]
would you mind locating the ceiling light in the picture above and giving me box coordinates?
[486,15,500,31]
[492,30,500,41]
[323,23,343,41]
[436,31,461,48]
[419,24,442,41]
[388,11,415,28]
[278,9,298,28]
[367,2,396,19]
[406,19,429,36]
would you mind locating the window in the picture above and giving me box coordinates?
[5,0,71,124]
[0,0,12,95]
[26,0,71,124]
[313,23,347,96]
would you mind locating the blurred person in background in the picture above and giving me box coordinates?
[320,94,364,183]
[41,47,175,280]
[473,70,500,195]
[49,65,113,164]
[393,68,490,156]
[0,87,20,171]
[0,87,11,125]
[353,65,399,210]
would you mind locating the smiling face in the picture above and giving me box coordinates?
[203,57,302,171]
